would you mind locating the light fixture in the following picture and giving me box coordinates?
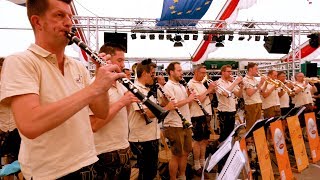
[140,34,146,39]
[219,35,225,41]
[238,36,245,41]
[184,35,189,40]
[215,42,224,47]
[255,36,260,41]
[212,35,218,42]
[247,35,252,41]
[228,35,234,41]
[166,34,172,40]
[159,34,164,40]
[203,35,209,41]
[174,41,183,47]
[263,36,268,41]
[149,34,155,40]
[174,35,182,41]
[131,34,137,40]
[193,34,198,40]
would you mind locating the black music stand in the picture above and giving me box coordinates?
[283,106,306,119]
[264,116,282,128]
[244,118,269,139]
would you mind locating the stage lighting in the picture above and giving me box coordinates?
[308,33,319,48]
[263,36,268,41]
[174,41,183,47]
[131,34,137,40]
[203,35,209,41]
[174,35,182,41]
[255,36,260,41]
[219,35,225,41]
[212,35,218,42]
[193,34,198,40]
[238,36,245,41]
[140,34,146,39]
[216,42,224,47]
[184,35,189,40]
[159,34,164,40]
[228,35,234,41]
[149,34,155,40]
[247,35,252,41]
[166,34,172,40]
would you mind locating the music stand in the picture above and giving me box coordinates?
[264,116,282,128]
[245,118,270,139]
[283,106,306,119]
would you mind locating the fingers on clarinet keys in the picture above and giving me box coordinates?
[183,121,191,129]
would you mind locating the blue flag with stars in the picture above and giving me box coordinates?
[157,0,213,26]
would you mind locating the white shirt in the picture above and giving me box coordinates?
[188,79,212,117]
[216,78,237,112]
[262,83,280,109]
[293,82,313,107]
[128,80,160,142]
[162,79,191,127]
[242,75,262,105]
[278,88,290,108]
[0,81,16,131]
[94,81,129,154]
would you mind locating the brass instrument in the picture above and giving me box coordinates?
[287,80,307,92]
[304,77,320,83]
[278,81,294,95]
[258,72,280,87]
[207,79,232,98]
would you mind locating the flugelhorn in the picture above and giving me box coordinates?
[278,81,294,95]
[66,28,169,122]
[207,79,232,98]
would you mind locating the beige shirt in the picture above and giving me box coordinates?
[94,81,129,154]
[0,44,97,180]
[242,75,262,105]
[188,79,212,117]
[128,80,160,142]
[163,80,191,127]
[0,81,16,131]
[278,88,290,108]
[216,78,236,112]
[293,83,313,107]
[262,83,280,109]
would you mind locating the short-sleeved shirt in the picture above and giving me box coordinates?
[293,82,313,107]
[187,79,212,116]
[0,82,16,131]
[262,83,280,109]
[162,80,191,127]
[128,80,160,142]
[242,75,262,105]
[216,78,236,112]
[278,88,290,108]
[94,81,129,154]
[0,44,97,180]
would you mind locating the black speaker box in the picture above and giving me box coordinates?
[306,63,318,77]
[263,36,292,54]
[104,32,127,52]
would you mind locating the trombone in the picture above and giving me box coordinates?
[286,80,307,92]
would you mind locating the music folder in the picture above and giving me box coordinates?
[244,118,270,139]
[283,106,306,119]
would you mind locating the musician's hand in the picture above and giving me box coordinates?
[120,92,140,106]
[188,92,196,102]
[91,64,126,94]
[260,76,267,83]
[92,53,112,69]
[208,81,216,92]
[235,76,243,84]
[164,101,176,111]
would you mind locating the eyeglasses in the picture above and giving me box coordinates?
[141,58,152,65]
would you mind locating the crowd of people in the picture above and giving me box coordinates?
[1,0,320,180]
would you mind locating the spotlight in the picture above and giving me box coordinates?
[159,34,164,40]
[184,35,189,40]
[149,34,155,40]
[174,41,183,47]
[263,36,268,41]
[255,36,260,41]
[193,34,198,40]
[228,35,234,41]
[166,34,172,40]
[247,35,252,41]
[219,35,225,41]
[131,34,137,40]
[140,34,146,39]
[216,42,224,47]
[238,36,245,41]
[174,35,182,41]
[212,35,218,42]
[203,35,210,41]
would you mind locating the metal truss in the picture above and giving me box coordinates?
[156,69,247,78]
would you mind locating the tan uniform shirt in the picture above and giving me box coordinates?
[242,75,262,105]
[293,82,313,107]
[0,81,16,131]
[188,79,212,117]
[0,44,97,180]
[216,78,237,112]
[262,83,280,109]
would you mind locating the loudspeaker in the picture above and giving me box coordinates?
[104,32,127,52]
[263,36,292,54]
[305,63,317,77]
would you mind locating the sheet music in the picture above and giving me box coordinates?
[217,141,245,180]
[206,136,232,172]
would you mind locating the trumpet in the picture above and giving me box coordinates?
[207,79,232,98]
[304,77,320,84]
[277,81,295,95]
[258,72,280,87]
[287,80,307,92]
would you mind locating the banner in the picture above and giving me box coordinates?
[287,115,309,172]
[270,120,293,179]
[304,112,320,163]
[253,127,274,180]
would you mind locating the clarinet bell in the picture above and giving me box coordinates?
[157,109,170,123]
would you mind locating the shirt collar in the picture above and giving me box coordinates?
[168,79,180,85]
[28,43,71,64]
[134,79,148,90]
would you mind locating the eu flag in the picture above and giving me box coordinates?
[157,0,213,26]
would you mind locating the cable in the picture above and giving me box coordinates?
[74,0,99,17]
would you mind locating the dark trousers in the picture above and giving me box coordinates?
[57,164,96,180]
[218,111,236,142]
[130,139,159,180]
[94,147,131,180]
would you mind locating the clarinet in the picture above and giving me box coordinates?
[66,28,169,122]
[179,79,211,120]
[136,102,153,124]
[156,83,191,128]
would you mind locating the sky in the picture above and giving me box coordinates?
[0,0,319,61]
